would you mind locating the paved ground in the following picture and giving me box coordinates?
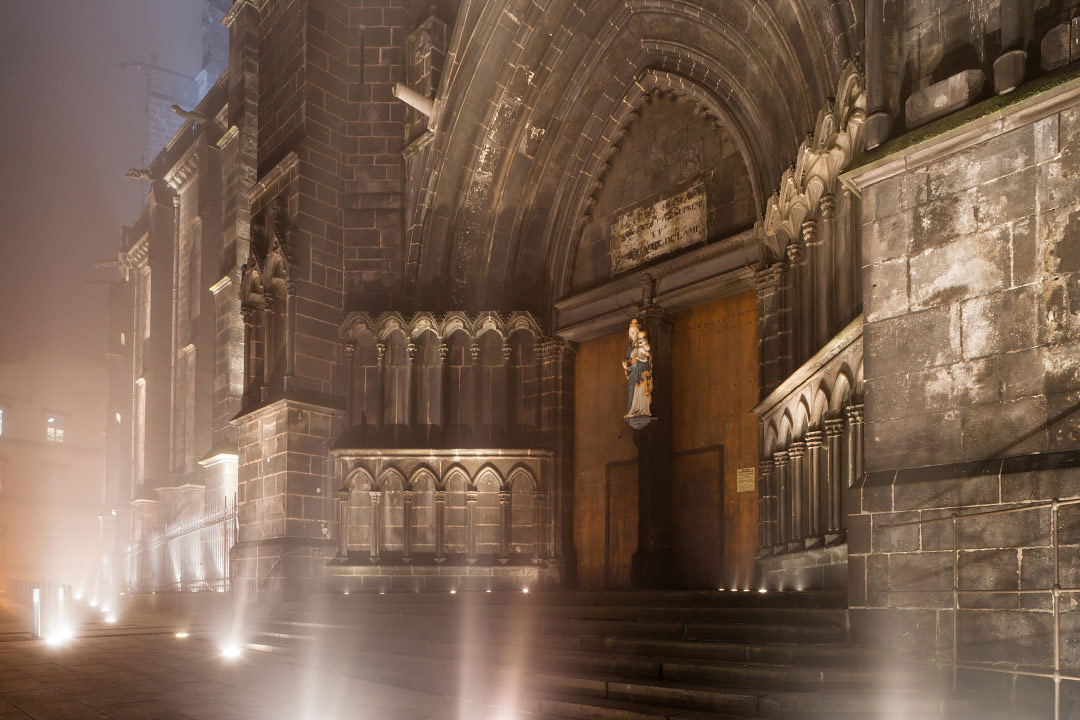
[0,599,450,720]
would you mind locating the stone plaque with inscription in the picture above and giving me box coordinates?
[610,178,706,274]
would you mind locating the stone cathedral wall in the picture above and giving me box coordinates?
[847,72,1080,697]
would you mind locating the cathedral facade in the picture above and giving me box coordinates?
[103,0,1080,684]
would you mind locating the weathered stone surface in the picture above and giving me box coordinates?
[905,70,985,129]
[1040,20,1080,71]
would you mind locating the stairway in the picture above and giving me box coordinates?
[243,590,1045,720]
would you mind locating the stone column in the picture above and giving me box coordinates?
[369,490,382,563]
[375,343,386,429]
[817,195,835,341]
[824,417,844,540]
[631,306,675,588]
[539,338,576,573]
[994,0,1027,94]
[261,292,274,397]
[402,490,415,563]
[834,190,855,329]
[465,490,478,564]
[470,341,482,439]
[241,307,257,406]
[433,489,446,563]
[753,263,788,396]
[845,404,865,491]
[805,430,825,546]
[337,487,350,559]
[772,451,789,550]
[785,242,804,368]
[406,342,418,429]
[804,219,825,354]
[800,221,817,359]
[757,459,775,553]
[787,441,806,552]
[438,342,449,443]
[532,490,545,564]
[864,0,891,148]
[344,342,355,427]
[498,490,511,563]
[284,278,297,386]
[502,344,513,446]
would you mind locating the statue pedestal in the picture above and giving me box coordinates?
[625,415,656,431]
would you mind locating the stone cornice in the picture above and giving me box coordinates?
[246,152,299,204]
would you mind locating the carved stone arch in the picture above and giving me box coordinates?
[505,311,543,338]
[830,371,853,413]
[374,312,409,343]
[442,464,471,492]
[378,467,406,493]
[410,312,440,341]
[441,311,472,340]
[855,358,864,392]
[764,421,779,457]
[346,466,376,493]
[507,464,538,493]
[811,387,830,428]
[778,411,793,448]
[473,463,505,492]
[792,399,810,440]
[409,465,439,491]
[474,312,506,341]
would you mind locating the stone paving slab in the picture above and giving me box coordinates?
[0,602,453,720]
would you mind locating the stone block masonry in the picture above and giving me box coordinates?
[845,69,1080,694]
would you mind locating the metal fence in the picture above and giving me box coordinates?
[882,495,1080,719]
[125,495,237,594]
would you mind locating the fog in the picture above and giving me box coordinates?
[0,0,202,588]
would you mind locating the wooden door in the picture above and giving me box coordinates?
[605,461,638,589]
[672,447,724,588]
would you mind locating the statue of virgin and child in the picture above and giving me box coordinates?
[622,319,654,423]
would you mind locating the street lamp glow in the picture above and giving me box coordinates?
[221,644,241,659]
[104,616,117,624]
[175,632,189,639]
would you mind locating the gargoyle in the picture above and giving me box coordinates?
[171,104,211,124]
[125,168,153,181]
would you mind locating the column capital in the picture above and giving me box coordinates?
[402,490,415,502]
[820,193,835,219]
[802,219,819,245]
[786,241,804,264]
[241,306,257,326]
[824,417,845,436]
[752,262,786,295]
[406,343,418,364]
[368,490,382,503]
[469,343,480,363]
[538,337,576,361]
[285,277,298,296]
[434,490,447,503]
[375,343,386,361]
[438,343,449,364]
[772,449,790,466]
[343,342,356,360]
[465,490,478,503]
[758,459,774,474]
[638,304,674,330]
[337,487,350,501]
[498,490,511,504]
[845,403,864,424]
[805,429,825,448]
[502,345,512,363]
[263,292,275,309]
[787,440,806,459]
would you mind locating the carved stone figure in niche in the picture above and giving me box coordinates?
[622,319,654,427]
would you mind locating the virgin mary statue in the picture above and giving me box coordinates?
[622,319,653,420]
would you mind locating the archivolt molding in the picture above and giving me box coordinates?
[762,61,866,259]
[339,310,543,344]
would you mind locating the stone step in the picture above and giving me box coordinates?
[277,601,847,627]
[307,588,846,609]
